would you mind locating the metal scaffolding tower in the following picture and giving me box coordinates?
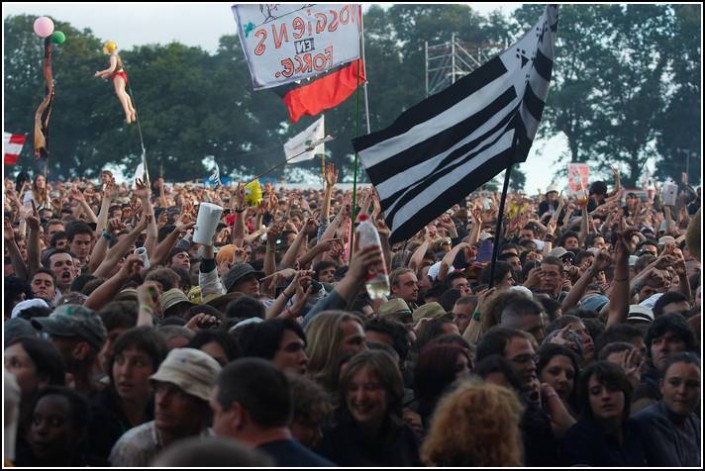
[425,34,501,97]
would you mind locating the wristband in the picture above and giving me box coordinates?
[235,208,245,213]
[472,309,482,321]
[102,230,111,240]
[613,277,629,282]
[282,290,294,299]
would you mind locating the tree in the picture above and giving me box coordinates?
[4,15,107,177]
[513,5,699,187]
[509,168,526,192]
[653,4,701,183]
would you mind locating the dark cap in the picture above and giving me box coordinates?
[204,291,244,313]
[222,263,264,293]
[31,304,107,351]
[4,318,38,345]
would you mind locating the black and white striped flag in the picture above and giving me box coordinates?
[353,5,558,244]
[208,161,222,188]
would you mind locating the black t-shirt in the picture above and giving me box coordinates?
[316,412,421,467]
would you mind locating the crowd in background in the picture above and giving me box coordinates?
[3,163,701,467]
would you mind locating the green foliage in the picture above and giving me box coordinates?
[514,4,700,187]
[4,7,700,188]
[509,168,526,192]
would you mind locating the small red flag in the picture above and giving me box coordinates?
[4,132,27,165]
[282,59,366,123]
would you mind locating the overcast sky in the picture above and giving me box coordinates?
[3,3,519,53]
[3,3,569,193]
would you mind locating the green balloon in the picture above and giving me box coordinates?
[51,31,66,44]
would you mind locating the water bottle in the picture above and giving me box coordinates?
[356,213,390,299]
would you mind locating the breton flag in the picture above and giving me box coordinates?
[4,132,27,165]
[208,161,222,187]
[284,115,326,163]
[353,5,558,244]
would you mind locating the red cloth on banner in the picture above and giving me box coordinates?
[282,60,365,123]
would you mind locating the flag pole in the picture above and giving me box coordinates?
[321,115,326,189]
[321,147,325,189]
[245,136,334,187]
[126,79,150,186]
[488,164,513,288]
[360,8,371,136]
[350,4,366,261]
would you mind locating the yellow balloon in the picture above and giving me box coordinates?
[244,180,263,206]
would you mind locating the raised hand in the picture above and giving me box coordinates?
[304,217,319,234]
[121,253,146,279]
[347,244,383,283]
[25,212,41,232]
[524,266,543,289]
[137,279,161,308]
[547,325,579,351]
[103,180,118,200]
[324,162,339,188]
[185,312,221,332]
[592,250,613,272]
[107,217,124,234]
[133,178,150,199]
[135,214,153,233]
[375,219,391,239]
[175,216,195,234]
[326,238,344,261]
[266,221,284,245]
[3,217,16,241]
[157,210,169,228]
[70,187,86,203]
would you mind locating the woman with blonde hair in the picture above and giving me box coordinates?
[304,310,366,390]
[95,40,136,123]
[421,381,524,467]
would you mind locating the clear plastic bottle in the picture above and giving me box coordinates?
[356,213,390,299]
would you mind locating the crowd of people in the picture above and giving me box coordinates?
[3,163,702,467]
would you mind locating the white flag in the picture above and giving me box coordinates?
[132,162,145,189]
[284,115,325,163]
[232,4,361,90]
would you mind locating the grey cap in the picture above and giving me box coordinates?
[549,247,575,261]
[31,304,107,351]
[222,263,264,293]
[4,317,38,345]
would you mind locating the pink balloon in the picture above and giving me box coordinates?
[33,17,55,38]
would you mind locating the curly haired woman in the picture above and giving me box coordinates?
[421,380,524,466]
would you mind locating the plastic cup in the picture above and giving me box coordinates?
[193,203,224,245]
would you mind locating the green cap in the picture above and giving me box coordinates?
[32,304,107,351]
